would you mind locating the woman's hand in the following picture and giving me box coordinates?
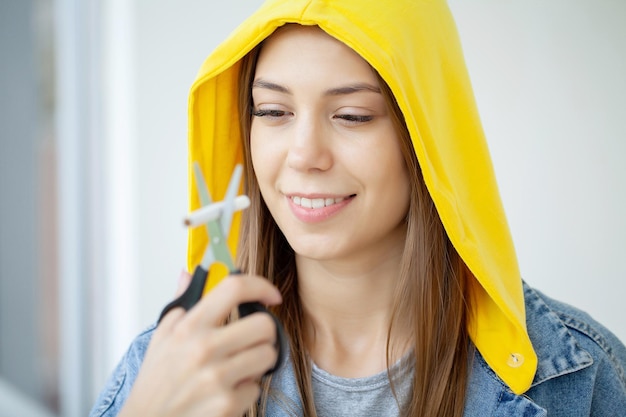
[119,271,282,417]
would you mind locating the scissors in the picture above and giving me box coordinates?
[158,162,286,375]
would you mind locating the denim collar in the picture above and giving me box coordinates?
[463,282,593,416]
[523,283,593,386]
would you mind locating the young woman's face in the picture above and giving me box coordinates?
[250,25,410,263]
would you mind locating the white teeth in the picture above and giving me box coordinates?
[312,198,325,209]
[291,196,346,208]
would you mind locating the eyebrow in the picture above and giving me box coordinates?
[325,83,381,96]
[252,79,291,94]
[252,79,381,96]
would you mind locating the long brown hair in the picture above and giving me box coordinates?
[237,34,472,417]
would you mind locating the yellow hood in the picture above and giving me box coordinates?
[186,0,537,394]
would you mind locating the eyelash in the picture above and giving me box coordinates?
[334,114,373,123]
[252,108,373,124]
[251,109,290,118]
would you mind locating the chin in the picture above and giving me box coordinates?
[286,236,344,261]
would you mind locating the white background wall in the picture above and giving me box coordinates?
[121,0,625,372]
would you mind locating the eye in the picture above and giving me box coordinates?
[334,114,374,124]
[252,108,292,119]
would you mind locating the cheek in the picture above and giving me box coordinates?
[250,126,270,177]
[250,128,282,195]
[370,136,411,214]
[383,163,411,218]
[357,129,408,184]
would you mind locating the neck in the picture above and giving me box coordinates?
[296,242,411,377]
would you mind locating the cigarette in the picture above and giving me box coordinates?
[184,195,251,227]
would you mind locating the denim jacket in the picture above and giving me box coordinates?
[90,283,626,416]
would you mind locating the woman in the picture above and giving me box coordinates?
[90,1,626,416]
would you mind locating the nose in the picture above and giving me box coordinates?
[286,114,333,172]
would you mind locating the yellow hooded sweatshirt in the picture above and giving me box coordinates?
[185,0,537,395]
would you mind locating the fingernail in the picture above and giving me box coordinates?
[178,269,189,285]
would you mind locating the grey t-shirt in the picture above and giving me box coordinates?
[311,354,414,417]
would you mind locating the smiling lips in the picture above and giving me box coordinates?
[287,194,354,223]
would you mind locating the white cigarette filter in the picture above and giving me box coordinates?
[183,195,251,227]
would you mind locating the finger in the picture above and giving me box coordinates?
[202,312,277,360]
[154,307,186,336]
[161,380,260,417]
[202,382,261,417]
[185,274,281,327]
[231,380,262,412]
[174,269,192,298]
[216,343,278,388]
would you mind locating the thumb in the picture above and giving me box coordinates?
[174,269,192,298]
